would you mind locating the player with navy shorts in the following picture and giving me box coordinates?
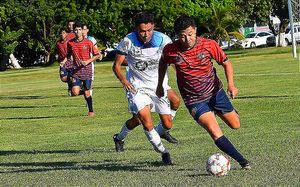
[56,28,74,95]
[112,12,176,164]
[67,21,101,117]
[156,15,251,169]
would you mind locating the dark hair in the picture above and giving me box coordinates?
[133,12,154,27]
[174,15,196,33]
[59,27,67,33]
[82,23,89,29]
[74,21,83,29]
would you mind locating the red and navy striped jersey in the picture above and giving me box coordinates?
[162,37,229,105]
[66,32,75,41]
[67,38,99,80]
[56,40,67,63]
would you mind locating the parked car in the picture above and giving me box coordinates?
[219,39,241,50]
[284,25,300,45]
[266,25,300,47]
[266,35,276,47]
[241,31,274,48]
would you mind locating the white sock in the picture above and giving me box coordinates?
[144,129,167,153]
[154,123,167,136]
[171,109,177,120]
[117,123,131,141]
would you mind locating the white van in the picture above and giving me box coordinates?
[285,25,300,45]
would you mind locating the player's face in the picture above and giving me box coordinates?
[74,27,83,40]
[177,26,197,50]
[136,23,154,44]
[68,21,75,32]
[61,30,67,40]
[82,26,89,38]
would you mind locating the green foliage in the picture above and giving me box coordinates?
[202,0,244,44]
[0,27,24,54]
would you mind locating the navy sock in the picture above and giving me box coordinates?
[215,135,246,164]
[85,96,93,112]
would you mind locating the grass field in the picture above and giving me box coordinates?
[0,47,300,186]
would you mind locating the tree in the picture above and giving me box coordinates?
[200,0,244,49]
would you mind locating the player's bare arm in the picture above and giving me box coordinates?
[112,53,136,93]
[222,60,238,99]
[81,53,101,66]
[156,58,168,98]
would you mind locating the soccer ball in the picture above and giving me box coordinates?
[206,153,231,176]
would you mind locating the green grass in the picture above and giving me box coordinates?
[0,46,300,186]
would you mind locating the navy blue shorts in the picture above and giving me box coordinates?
[59,66,73,78]
[72,77,92,90]
[187,89,236,120]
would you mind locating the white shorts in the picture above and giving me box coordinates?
[126,89,171,115]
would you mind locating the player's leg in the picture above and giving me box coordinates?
[167,88,181,119]
[216,111,240,129]
[113,114,141,152]
[196,112,250,169]
[154,90,178,144]
[59,66,73,96]
[138,106,172,165]
[83,80,94,116]
[190,89,250,169]
[71,77,82,96]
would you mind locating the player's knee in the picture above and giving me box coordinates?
[126,117,141,130]
[170,96,181,110]
[61,76,68,82]
[161,117,172,130]
[230,120,240,129]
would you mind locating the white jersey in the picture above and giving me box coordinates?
[87,35,97,80]
[117,31,171,91]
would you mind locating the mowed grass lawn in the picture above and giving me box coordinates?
[0,47,299,186]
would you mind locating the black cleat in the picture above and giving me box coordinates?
[162,152,172,165]
[113,134,124,152]
[160,131,178,144]
[240,159,251,170]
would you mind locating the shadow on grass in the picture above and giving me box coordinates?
[0,96,49,100]
[0,159,170,173]
[236,95,291,100]
[0,105,59,109]
[0,116,54,120]
[0,150,80,155]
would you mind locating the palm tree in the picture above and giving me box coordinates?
[203,0,244,49]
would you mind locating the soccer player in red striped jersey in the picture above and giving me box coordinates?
[66,20,76,41]
[67,21,101,117]
[156,15,251,170]
[56,28,74,95]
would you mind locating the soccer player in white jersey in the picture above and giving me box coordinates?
[112,12,175,165]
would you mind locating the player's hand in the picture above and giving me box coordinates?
[122,79,136,93]
[156,85,164,98]
[227,85,238,99]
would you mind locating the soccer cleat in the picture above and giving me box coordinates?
[161,152,172,165]
[240,160,251,170]
[113,134,124,152]
[160,131,178,144]
[87,112,95,117]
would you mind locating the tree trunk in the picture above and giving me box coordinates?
[0,54,9,71]
[278,33,287,47]
[9,53,22,69]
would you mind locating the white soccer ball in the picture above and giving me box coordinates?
[206,153,231,176]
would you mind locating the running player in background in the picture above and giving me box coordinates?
[156,15,251,169]
[55,28,74,95]
[67,21,101,117]
[112,12,176,165]
[66,20,75,41]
